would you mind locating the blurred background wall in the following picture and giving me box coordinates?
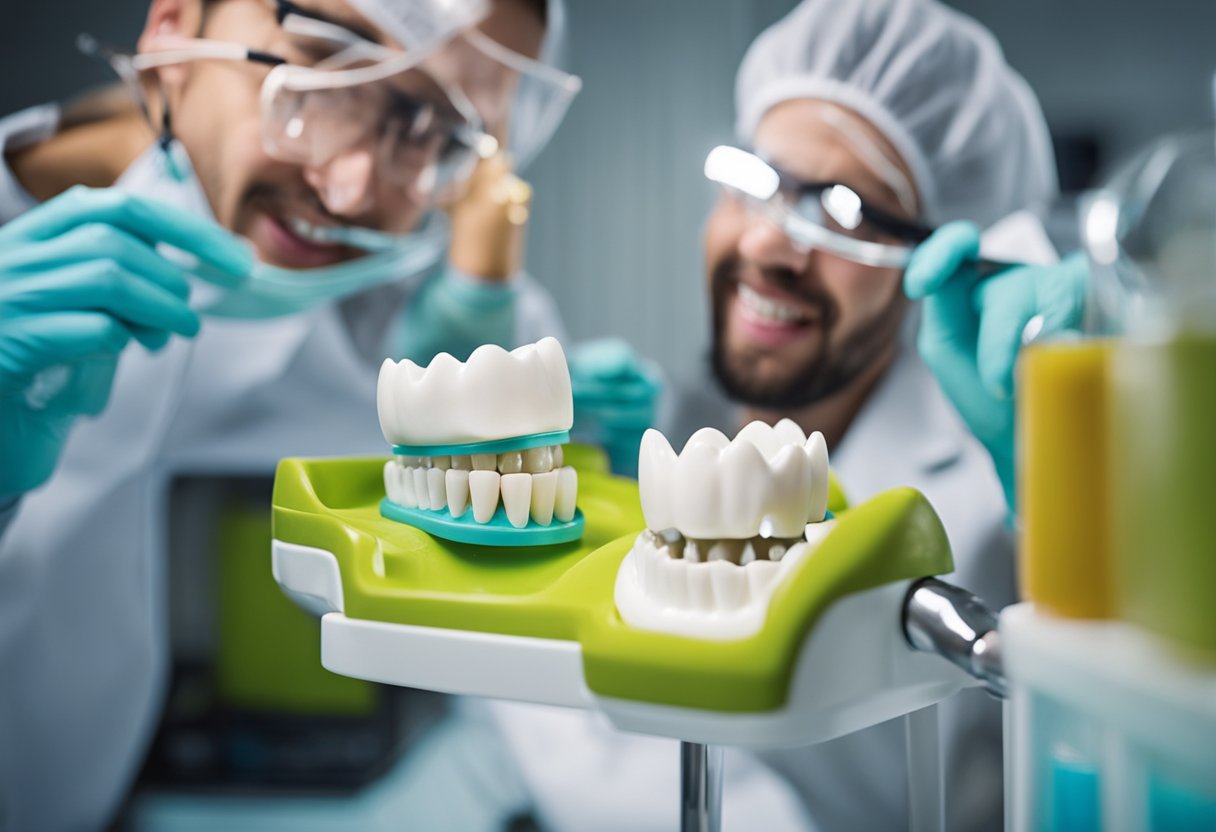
[2,0,1213,388]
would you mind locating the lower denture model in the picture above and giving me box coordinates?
[377,337,583,546]
[615,419,834,639]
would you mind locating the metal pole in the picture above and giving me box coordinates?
[680,741,723,832]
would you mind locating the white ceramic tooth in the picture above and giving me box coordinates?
[807,431,829,522]
[736,418,806,459]
[740,541,757,565]
[498,452,523,474]
[638,429,677,531]
[659,557,687,607]
[452,455,472,471]
[554,467,577,522]
[427,468,446,510]
[433,455,451,470]
[708,560,747,611]
[746,560,782,602]
[685,563,713,611]
[412,468,429,508]
[383,461,399,503]
[501,473,532,528]
[769,543,787,562]
[376,337,573,447]
[552,445,563,468]
[685,539,702,562]
[522,446,553,473]
[530,471,557,526]
[445,469,470,518]
[469,470,501,523]
[637,535,656,590]
[708,542,733,562]
[803,518,836,548]
[400,464,418,508]
[472,453,497,471]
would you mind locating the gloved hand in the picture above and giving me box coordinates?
[394,265,519,364]
[569,339,663,477]
[0,185,252,496]
[904,221,1089,511]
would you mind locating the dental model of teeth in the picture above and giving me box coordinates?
[615,419,834,640]
[377,337,583,546]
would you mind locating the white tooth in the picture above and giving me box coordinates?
[740,541,757,565]
[452,455,472,471]
[685,563,713,611]
[412,467,429,508]
[472,453,497,471]
[637,536,656,591]
[708,560,747,611]
[807,431,829,522]
[552,445,564,468]
[498,452,523,474]
[736,419,804,459]
[554,467,577,522]
[522,445,553,473]
[400,465,418,507]
[685,539,702,562]
[746,560,782,601]
[501,473,532,528]
[383,461,399,503]
[427,468,446,510]
[638,429,677,531]
[659,557,687,607]
[469,471,501,523]
[376,337,574,447]
[445,469,470,518]
[769,543,787,562]
[803,518,837,548]
[433,455,451,470]
[530,471,557,526]
[708,542,733,562]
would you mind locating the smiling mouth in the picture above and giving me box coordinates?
[252,211,362,269]
[736,283,815,327]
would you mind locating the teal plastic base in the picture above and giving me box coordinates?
[392,430,571,458]
[379,498,585,547]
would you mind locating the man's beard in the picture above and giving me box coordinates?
[708,257,904,410]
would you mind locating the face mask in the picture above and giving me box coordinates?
[114,139,448,319]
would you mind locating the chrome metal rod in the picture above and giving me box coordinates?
[680,741,723,832]
[903,577,1006,698]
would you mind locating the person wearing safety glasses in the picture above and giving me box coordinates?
[482,1,1086,831]
[0,0,581,828]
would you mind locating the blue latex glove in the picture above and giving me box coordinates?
[568,338,663,477]
[395,266,518,364]
[904,221,1089,511]
[0,186,252,496]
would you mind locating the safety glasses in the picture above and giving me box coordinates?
[705,145,932,269]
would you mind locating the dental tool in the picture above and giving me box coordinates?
[376,337,584,546]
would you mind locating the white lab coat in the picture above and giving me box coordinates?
[486,344,1016,832]
[0,104,565,831]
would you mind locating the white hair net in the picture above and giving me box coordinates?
[735,0,1058,227]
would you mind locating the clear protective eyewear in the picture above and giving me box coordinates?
[123,0,580,212]
[704,145,932,269]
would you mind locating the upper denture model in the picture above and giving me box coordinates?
[377,337,582,545]
[616,419,835,640]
